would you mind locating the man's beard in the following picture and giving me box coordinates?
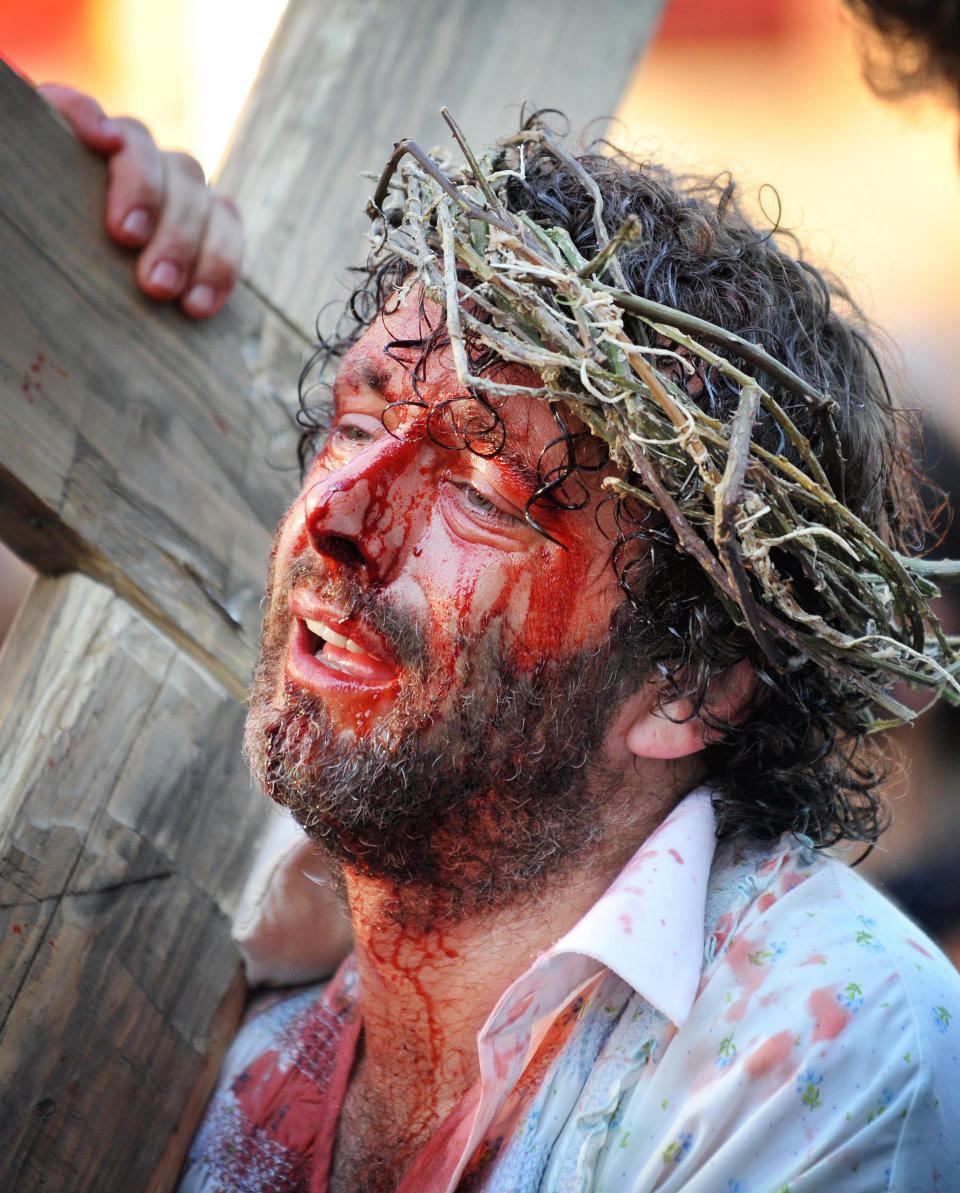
[245,562,639,925]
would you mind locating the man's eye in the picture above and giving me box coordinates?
[333,423,373,446]
[463,486,499,513]
[460,484,525,525]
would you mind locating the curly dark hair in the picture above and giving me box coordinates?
[845,0,960,101]
[297,116,926,850]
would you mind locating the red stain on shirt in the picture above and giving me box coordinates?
[809,986,849,1041]
[744,1029,794,1078]
[620,913,633,935]
[780,871,810,893]
[619,848,659,878]
[724,935,773,1022]
[668,849,685,865]
[799,953,827,967]
[907,938,934,959]
[494,1039,527,1081]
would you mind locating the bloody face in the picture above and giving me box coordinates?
[245,294,647,918]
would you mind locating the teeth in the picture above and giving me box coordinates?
[305,617,348,648]
[305,617,368,657]
[314,648,350,673]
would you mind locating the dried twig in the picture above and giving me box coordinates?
[364,118,960,730]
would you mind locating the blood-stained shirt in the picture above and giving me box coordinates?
[179,789,960,1192]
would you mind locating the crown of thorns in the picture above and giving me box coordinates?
[365,110,960,732]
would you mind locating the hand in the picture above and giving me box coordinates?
[38,84,243,319]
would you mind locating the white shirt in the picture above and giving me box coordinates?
[184,790,960,1192]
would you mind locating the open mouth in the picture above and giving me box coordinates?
[290,610,400,690]
[305,617,372,673]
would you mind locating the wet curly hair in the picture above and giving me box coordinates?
[298,117,927,850]
[845,0,960,102]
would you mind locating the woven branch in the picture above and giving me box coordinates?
[365,122,960,731]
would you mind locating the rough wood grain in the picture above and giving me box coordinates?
[0,4,667,1186]
[0,574,268,1192]
[0,63,309,697]
[218,0,666,331]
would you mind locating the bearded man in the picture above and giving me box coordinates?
[47,88,960,1193]
[181,114,960,1192]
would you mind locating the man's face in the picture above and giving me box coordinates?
[245,295,646,916]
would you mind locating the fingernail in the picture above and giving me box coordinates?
[184,283,215,315]
[121,208,151,242]
[98,116,122,141]
[149,261,181,293]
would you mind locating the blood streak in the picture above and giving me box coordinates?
[808,985,849,1041]
[724,933,774,1022]
[494,1038,527,1080]
[668,848,685,865]
[744,1029,794,1079]
[780,871,810,894]
[363,912,464,1123]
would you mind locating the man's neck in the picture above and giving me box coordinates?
[329,749,702,1193]
[340,847,635,1130]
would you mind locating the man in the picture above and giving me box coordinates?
[48,92,960,1191]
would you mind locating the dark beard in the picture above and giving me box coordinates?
[245,568,637,925]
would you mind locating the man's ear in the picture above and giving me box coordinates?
[625,661,756,760]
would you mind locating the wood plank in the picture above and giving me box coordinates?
[218,0,667,330]
[0,63,309,698]
[0,573,269,1192]
[0,8,668,1189]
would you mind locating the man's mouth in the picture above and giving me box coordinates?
[285,601,401,693]
[305,617,371,671]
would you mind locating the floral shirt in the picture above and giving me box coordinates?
[180,789,960,1192]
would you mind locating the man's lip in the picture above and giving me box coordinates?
[288,594,396,663]
[285,593,401,692]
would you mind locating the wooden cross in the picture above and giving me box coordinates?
[0,3,663,1187]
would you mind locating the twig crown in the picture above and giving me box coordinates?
[366,112,960,731]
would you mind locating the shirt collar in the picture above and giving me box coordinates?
[546,785,717,1024]
[445,788,717,1193]
[482,785,717,1047]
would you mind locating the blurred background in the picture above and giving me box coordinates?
[3,0,960,956]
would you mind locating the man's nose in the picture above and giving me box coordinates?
[300,435,422,582]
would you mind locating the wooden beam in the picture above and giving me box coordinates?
[219,0,667,330]
[0,4,668,1186]
[0,63,309,698]
[0,574,268,1192]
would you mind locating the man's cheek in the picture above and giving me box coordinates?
[513,557,607,671]
[416,556,533,654]
[273,500,307,562]
[384,573,432,633]
[470,566,526,627]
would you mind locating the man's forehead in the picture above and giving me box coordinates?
[333,353,392,398]
[333,312,575,478]
[332,302,457,401]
